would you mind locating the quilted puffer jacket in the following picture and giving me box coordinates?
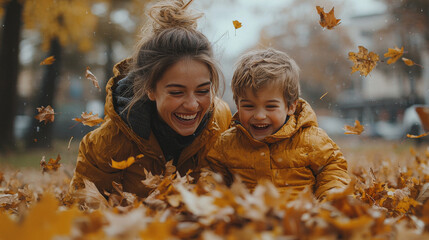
[70,59,232,197]
[206,98,350,199]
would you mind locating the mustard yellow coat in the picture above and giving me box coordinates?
[206,98,350,199]
[70,60,232,197]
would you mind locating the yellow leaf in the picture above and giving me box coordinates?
[344,120,364,135]
[111,157,136,170]
[73,112,104,127]
[348,46,379,76]
[384,46,403,64]
[232,20,242,29]
[316,6,341,30]
[40,56,56,65]
[406,132,429,139]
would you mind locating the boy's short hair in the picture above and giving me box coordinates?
[231,48,300,106]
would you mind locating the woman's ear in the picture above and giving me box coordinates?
[147,90,156,101]
[287,100,298,116]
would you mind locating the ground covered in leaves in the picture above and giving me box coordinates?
[1,139,429,240]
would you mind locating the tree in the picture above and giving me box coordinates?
[0,0,23,152]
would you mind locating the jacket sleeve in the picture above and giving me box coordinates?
[69,120,125,195]
[307,127,350,199]
[205,137,234,186]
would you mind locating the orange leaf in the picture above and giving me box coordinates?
[348,46,379,76]
[85,67,101,92]
[40,154,61,173]
[232,20,242,29]
[73,112,104,127]
[316,6,341,30]
[402,57,423,68]
[111,154,143,170]
[34,105,55,124]
[344,120,364,135]
[406,132,429,139]
[384,46,403,64]
[40,56,55,65]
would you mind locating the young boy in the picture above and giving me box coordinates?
[206,48,350,199]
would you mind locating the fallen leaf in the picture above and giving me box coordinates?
[34,105,55,124]
[40,154,61,173]
[232,20,242,29]
[316,6,341,30]
[344,120,364,135]
[384,46,404,64]
[40,56,55,65]
[86,67,101,92]
[348,46,379,76]
[406,132,429,139]
[73,112,104,127]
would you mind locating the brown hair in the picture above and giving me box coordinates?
[124,0,222,116]
[231,48,300,106]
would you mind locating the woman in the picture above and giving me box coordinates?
[70,0,231,197]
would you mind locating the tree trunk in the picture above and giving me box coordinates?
[0,0,23,152]
[26,38,62,148]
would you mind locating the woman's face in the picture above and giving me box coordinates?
[148,58,212,136]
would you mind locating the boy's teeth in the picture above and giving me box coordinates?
[254,124,268,128]
[175,113,197,120]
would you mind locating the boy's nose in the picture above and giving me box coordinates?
[254,110,266,120]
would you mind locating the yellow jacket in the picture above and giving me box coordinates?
[207,98,350,199]
[70,60,232,197]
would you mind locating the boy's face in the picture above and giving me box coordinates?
[237,85,297,141]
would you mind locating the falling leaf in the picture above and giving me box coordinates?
[402,57,423,68]
[344,120,364,135]
[67,136,74,150]
[73,112,104,127]
[111,155,138,170]
[232,20,242,29]
[40,154,61,173]
[34,105,55,124]
[86,67,101,92]
[316,6,341,30]
[384,46,404,64]
[320,92,328,100]
[348,46,379,76]
[40,56,55,65]
[406,132,429,139]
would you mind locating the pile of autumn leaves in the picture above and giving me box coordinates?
[1,146,429,239]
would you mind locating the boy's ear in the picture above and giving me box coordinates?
[287,100,298,116]
[147,90,156,101]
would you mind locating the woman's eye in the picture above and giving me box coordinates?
[169,91,183,96]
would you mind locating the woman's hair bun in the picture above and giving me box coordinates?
[148,0,202,34]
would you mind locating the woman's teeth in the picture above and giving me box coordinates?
[175,113,197,120]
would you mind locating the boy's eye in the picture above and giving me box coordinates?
[266,105,278,109]
[241,105,254,108]
[196,89,210,94]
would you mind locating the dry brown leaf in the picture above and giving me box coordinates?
[73,112,104,127]
[384,46,404,64]
[34,105,55,124]
[344,120,364,135]
[85,67,101,92]
[40,154,61,173]
[316,6,341,29]
[416,183,429,203]
[348,46,379,76]
[40,56,55,65]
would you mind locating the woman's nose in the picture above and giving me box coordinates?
[183,94,199,110]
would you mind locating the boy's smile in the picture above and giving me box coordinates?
[237,85,297,141]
